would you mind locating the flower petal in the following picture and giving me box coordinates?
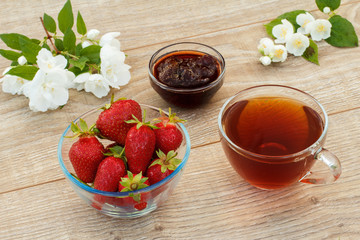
[258,38,274,55]
[86,29,100,40]
[272,19,294,44]
[83,74,110,98]
[259,56,271,66]
[307,19,332,41]
[1,74,28,95]
[285,33,310,56]
[271,45,288,62]
[100,32,121,49]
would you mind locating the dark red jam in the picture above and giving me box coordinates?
[154,51,220,88]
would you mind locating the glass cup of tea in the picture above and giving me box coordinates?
[218,85,341,190]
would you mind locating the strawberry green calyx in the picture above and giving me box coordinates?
[68,118,97,138]
[100,94,127,110]
[154,108,186,127]
[150,150,182,173]
[104,145,128,168]
[125,110,159,130]
[119,171,149,192]
[104,145,125,158]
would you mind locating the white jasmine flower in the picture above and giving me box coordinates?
[99,32,121,50]
[272,19,294,44]
[259,56,271,66]
[86,29,100,40]
[1,67,30,95]
[73,72,88,91]
[36,48,67,73]
[296,12,315,34]
[285,33,310,56]
[257,38,274,55]
[35,48,75,89]
[74,72,110,98]
[81,41,91,48]
[64,70,76,89]
[17,56,27,66]
[270,45,288,62]
[23,70,70,112]
[306,19,332,41]
[323,7,331,14]
[100,44,131,88]
[1,75,29,95]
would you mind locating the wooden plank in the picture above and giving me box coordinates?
[1,108,359,239]
[0,0,356,56]
[1,2,360,194]
[1,0,360,238]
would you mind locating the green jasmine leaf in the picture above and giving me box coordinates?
[55,39,64,51]
[31,39,41,45]
[76,11,87,35]
[68,65,89,75]
[19,37,42,64]
[325,15,358,47]
[264,10,306,39]
[6,65,39,80]
[75,43,83,56]
[302,39,319,65]
[265,19,282,38]
[0,33,30,51]
[10,61,19,67]
[278,10,307,30]
[0,49,21,61]
[80,45,101,64]
[42,43,51,51]
[43,13,57,33]
[69,56,89,70]
[63,28,76,53]
[58,0,74,34]
[316,0,341,12]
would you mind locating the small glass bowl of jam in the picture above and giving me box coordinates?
[148,42,225,107]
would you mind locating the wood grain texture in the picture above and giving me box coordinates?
[1,108,360,239]
[0,0,360,239]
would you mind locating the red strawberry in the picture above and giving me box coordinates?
[134,202,147,211]
[68,119,105,183]
[94,146,127,192]
[146,150,182,185]
[154,108,185,154]
[118,171,150,210]
[125,113,156,174]
[96,96,142,145]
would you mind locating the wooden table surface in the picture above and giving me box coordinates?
[1,0,360,239]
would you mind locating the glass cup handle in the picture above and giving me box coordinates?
[300,148,342,185]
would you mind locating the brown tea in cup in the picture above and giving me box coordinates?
[218,85,341,190]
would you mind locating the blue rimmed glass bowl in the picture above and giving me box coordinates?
[58,104,191,218]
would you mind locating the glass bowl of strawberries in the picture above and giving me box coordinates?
[57,97,191,218]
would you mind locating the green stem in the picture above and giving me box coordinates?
[62,52,79,60]
[40,17,60,54]
[88,63,100,73]
[328,11,337,18]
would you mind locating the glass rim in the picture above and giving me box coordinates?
[57,104,191,197]
[217,84,329,161]
[148,41,226,93]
